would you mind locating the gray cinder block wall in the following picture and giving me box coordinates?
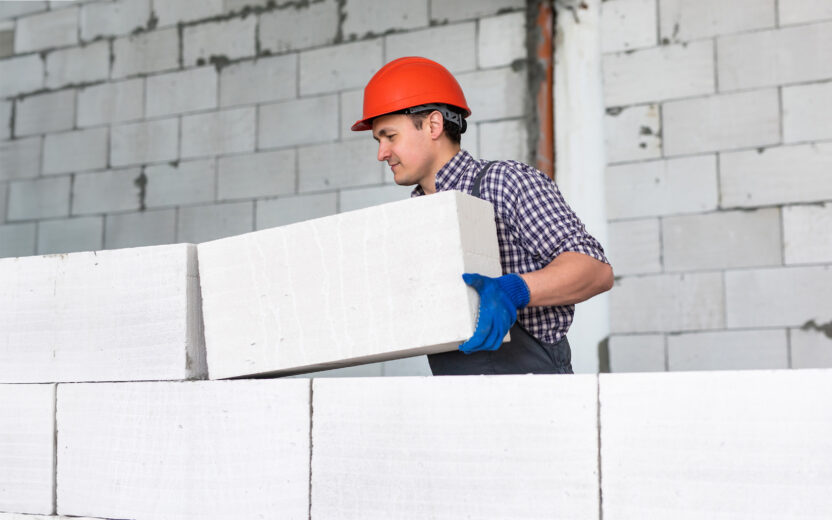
[601,0,832,372]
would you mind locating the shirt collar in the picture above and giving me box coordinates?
[411,149,475,197]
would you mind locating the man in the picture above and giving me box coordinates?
[352,57,613,376]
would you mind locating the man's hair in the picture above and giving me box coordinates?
[406,108,464,145]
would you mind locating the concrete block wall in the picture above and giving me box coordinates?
[601,0,832,372]
[0,0,530,261]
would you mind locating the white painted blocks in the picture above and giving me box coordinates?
[259,0,339,54]
[600,0,657,53]
[312,375,600,519]
[15,90,75,137]
[43,128,108,175]
[177,201,253,243]
[0,137,42,181]
[608,334,666,373]
[57,380,310,520]
[792,327,832,368]
[146,66,218,117]
[256,192,337,228]
[658,0,775,42]
[110,118,179,167]
[477,11,525,68]
[217,149,295,200]
[219,54,297,107]
[0,384,55,515]
[783,80,832,143]
[603,104,662,163]
[600,370,832,518]
[77,78,144,127]
[181,107,255,159]
[457,67,526,122]
[783,202,832,264]
[80,0,150,40]
[430,0,524,23]
[779,0,832,25]
[183,16,256,66]
[384,22,477,73]
[0,54,44,97]
[300,39,383,96]
[45,40,109,89]
[36,216,103,255]
[14,7,78,52]
[342,0,427,39]
[297,139,381,192]
[667,329,789,371]
[258,95,339,149]
[111,27,179,79]
[198,190,502,378]
[0,244,206,382]
[606,218,661,276]
[153,0,223,27]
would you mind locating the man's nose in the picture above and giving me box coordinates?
[377,141,390,162]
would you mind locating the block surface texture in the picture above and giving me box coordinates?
[0,244,206,382]
[57,380,310,520]
[198,191,502,378]
[600,370,832,519]
[312,375,600,519]
[0,384,55,515]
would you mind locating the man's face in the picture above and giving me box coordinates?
[372,113,434,187]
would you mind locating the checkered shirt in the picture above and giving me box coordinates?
[412,150,609,344]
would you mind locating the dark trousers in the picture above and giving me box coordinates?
[428,323,573,375]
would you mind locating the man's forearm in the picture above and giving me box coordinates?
[519,251,614,307]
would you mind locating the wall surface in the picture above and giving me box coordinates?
[600,0,832,372]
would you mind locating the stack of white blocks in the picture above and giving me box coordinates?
[1,192,831,519]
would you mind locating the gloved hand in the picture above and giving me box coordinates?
[459,273,530,354]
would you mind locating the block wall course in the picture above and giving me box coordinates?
[80,0,150,41]
[152,0,224,27]
[56,380,310,519]
[783,202,832,265]
[181,107,255,159]
[14,6,78,53]
[607,218,661,276]
[255,192,337,229]
[667,329,789,371]
[791,327,832,368]
[144,158,216,208]
[610,272,724,333]
[110,118,179,167]
[343,0,427,39]
[198,191,502,378]
[606,155,717,220]
[720,142,832,208]
[479,119,528,162]
[457,66,526,122]
[600,370,832,517]
[430,0,524,23]
[312,375,600,519]
[608,334,666,372]
[72,167,143,215]
[43,127,108,175]
[14,89,76,137]
[36,215,102,254]
[111,27,179,79]
[0,243,205,381]
[146,66,218,118]
[0,137,42,181]
[600,0,657,54]
[662,208,782,271]
[258,0,339,55]
[7,176,70,220]
[258,94,339,149]
[297,138,381,192]
[300,38,383,96]
[77,78,144,127]
[0,384,55,515]
[217,149,295,201]
[718,21,832,91]
[45,40,109,89]
[779,0,832,25]
[658,0,775,42]
[0,222,37,257]
[725,265,832,329]
[338,183,411,213]
[176,201,253,243]
[104,208,176,249]
[218,53,297,108]
[384,22,477,74]
[782,80,832,143]
[0,54,44,97]
[662,89,780,156]
[182,16,256,67]
[0,2,48,20]
[602,40,714,107]
[603,104,662,163]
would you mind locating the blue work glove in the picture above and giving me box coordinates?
[459,273,530,354]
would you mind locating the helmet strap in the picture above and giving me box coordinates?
[403,103,467,134]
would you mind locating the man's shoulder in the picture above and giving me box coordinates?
[480,159,555,194]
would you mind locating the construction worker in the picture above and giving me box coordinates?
[352,57,613,375]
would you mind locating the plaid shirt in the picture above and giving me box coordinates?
[412,150,609,344]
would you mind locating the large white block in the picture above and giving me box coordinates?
[658,0,775,42]
[183,16,256,67]
[0,136,42,181]
[603,103,662,163]
[57,380,310,520]
[110,118,179,167]
[0,244,206,382]
[80,0,150,40]
[44,40,109,89]
[15,89,75,137]
[198,191,502,378]
[43,127,108,175]
[0,54,43,98]
[791,326,832,368]
[342,0,426,39]
[600,0,657,53]
[0,384,55,515]
[384,22,477,73]
[783,80,832,143]
[312,375,600,519]
[218,53,297,108]
[783,202,832,265]
[430,0,524,23]
[608,334,666,373]
[457,66,526,123]
[297,139,382,192]
[111,27,179,78]
[258,94,339,149]
[14,7,78,53]
[180,107,255,159]
[779,0,832,25]
[667,329,788,371]
[77,78,144,127]
[258,0,339,54]
[606,218,661,276]
[299,39,383,96]
[145,66,218,118]
[600,370,832,518]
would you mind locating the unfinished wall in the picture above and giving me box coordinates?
[600,0,832,372]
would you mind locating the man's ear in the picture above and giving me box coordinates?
[427,110,445,140]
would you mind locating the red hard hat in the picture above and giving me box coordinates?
[351,56,471,131]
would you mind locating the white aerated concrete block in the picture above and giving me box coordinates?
[343,0,426,38]
[0,244,206,382]
[104,209,176,249]
[258,94,339,149]
[299,39,383,96]
[725,265,832,329]
[0,54,44,98]
[111,27,179,78]
[603,104,662,163]
[667,329,789,371]
[0,384,55,515]
[14,7,78,53]
[110,118,179,167]
[600,0,657,53]
[779,0,832,25]
[80,0,150,40]
[219,53,297,107]
[608,334,666,373]
[607,218,661,276]
[791,327,832,368]
[457,67,526,122]
[57,380,310,520]
[477,11,526,68]
[146,66,218,117]
[181,107,255,159]
[7,176,70,220]
[297,139,381,192]
[602,40,714,107]
[45,40,109,89]
[720,143,832,207]
[199,191,502,378]
[183,16,256,66]
[15,89,75,137]
[259,0,339,54]
[0,100,10,140]
[0,137,42,181]
[71,168,142,215]
[385,22,477,73]
[659,0,775,42]
[0,2,48,20]
[600,370,832,519]
[783,80,832,143]
[312,375,600,519]
[36,216,103,255]
[783,202,832,265]
[77,78,144,127]
[255,192,337,228]
[152,0,223,27]
[176,201,253,244]
[217,149,295,201]
[430,0,524,23]
[144,159,216,208]
[0,223,36,257]
[43,128,108,175]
